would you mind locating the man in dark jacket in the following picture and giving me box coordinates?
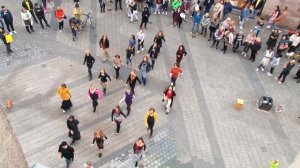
[34,3,50,29]
[223,1,232,20]
[0,27,13,55]
[22,0,38,23]
[58,141,74,168]
[1,6,16,34]
[204,0,214,14]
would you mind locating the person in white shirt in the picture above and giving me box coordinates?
[256,48,274,72]
[20,7,34,34]
[286,32,300,57]
[136,29,145,53]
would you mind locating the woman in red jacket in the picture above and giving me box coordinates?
[55,6,65,32]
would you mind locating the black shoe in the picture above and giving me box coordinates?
[31,29,35,32]
[70,141,75,145]
[99,153,102,157]
[293,76,298,79]
[89,77,92,81]
[41,26,44,29]
[120,8,123,10]
[9,50,13,53]
[47,25,51,27]
[208,39,211,41]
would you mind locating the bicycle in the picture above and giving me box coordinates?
[77,10,95,34]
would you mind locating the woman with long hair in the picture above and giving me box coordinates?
[99,35,110,62]
[88,84,104,112]
[266,6,280,29]
[175,45,187,66]
[147,42,159,69]
[133,137,146,167]
[98,69,112,95]
[144,108,157,137]
[91,129,107,157]
[125,70,141,94]
[111,105,127,134]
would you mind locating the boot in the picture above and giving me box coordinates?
[99,153,102,157]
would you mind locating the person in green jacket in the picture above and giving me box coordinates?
[269,160,279,168]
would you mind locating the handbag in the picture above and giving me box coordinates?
[5,34,13,43]
[63,15,67,19]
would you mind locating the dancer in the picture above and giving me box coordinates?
[99,35,110,62]
[112,54,123,79]
[57,84,72,113]
[170,63,182,88]
[147,42,159,69]
[175,45,187,66]
[144,108,157,137]
[67,115,81,145]
[133,137,146,167]
[126,70,141,94]
[91,129,107,157]
[83,50,95,81]
[111,105,127,134]
[119,88,135,116]
[162,84,176,114]
[98,69,112,95]
[137,29,145,53]
[88,85,104,112]
[58,141,74,168]
[138,56,151,85]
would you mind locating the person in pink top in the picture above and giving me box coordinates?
[266,6,280,29]
[88,84,104,112]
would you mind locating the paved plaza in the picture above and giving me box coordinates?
[0,0,300,168]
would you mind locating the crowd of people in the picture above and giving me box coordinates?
[1,0,300,168]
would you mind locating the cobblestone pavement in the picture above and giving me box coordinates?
[1,0,300,168]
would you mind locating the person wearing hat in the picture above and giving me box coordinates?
[58,141,75,168]
[0,27,13,55]
[276,59,296,84]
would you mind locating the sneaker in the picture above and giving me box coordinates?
[266,72,272,76]
[154,12,157,14]
[278,81,282,84]
[162,11,164,14]
[256,68,259,72]
[241,52,245,55]
[239,26,243,29]
[9,32,13,35]
[137,50,140,54]
[173,86,175,91]
[142,48,144,51]
[116,132,119,135]
[165,12,167,15]
[261,68,264,72]
[275,77,279,80]
[13,31,17,34]
[244,53,247,57]
[62,110,66,113]
[266,25,271,29]
[158,12,161,15]
[59,30,62,32]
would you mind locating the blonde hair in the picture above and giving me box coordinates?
[94,129,105,138]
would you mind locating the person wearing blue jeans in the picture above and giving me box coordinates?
[191,10,201,35]
[58,141,74,168]
[239,4,250,29]
[138,56,151,85]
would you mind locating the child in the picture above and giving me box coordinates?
[253,17,264,36]
[232,31,244,53]
[200,13,210,37]
[70,23,77,41]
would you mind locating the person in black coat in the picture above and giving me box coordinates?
[0,27,13,55]
[34,3,50,29]
[67,115,81,145]
[126,70,141,94]
[147,42,159,69]
[58,141,74,168]
[204,0,214,14]
[140,7,150,29]
[1,6,15,33]
[83,50,95,81]
[22,0,38,23]
[153,31,165,53]
[250,0,265,18]
[249,37,261,62]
